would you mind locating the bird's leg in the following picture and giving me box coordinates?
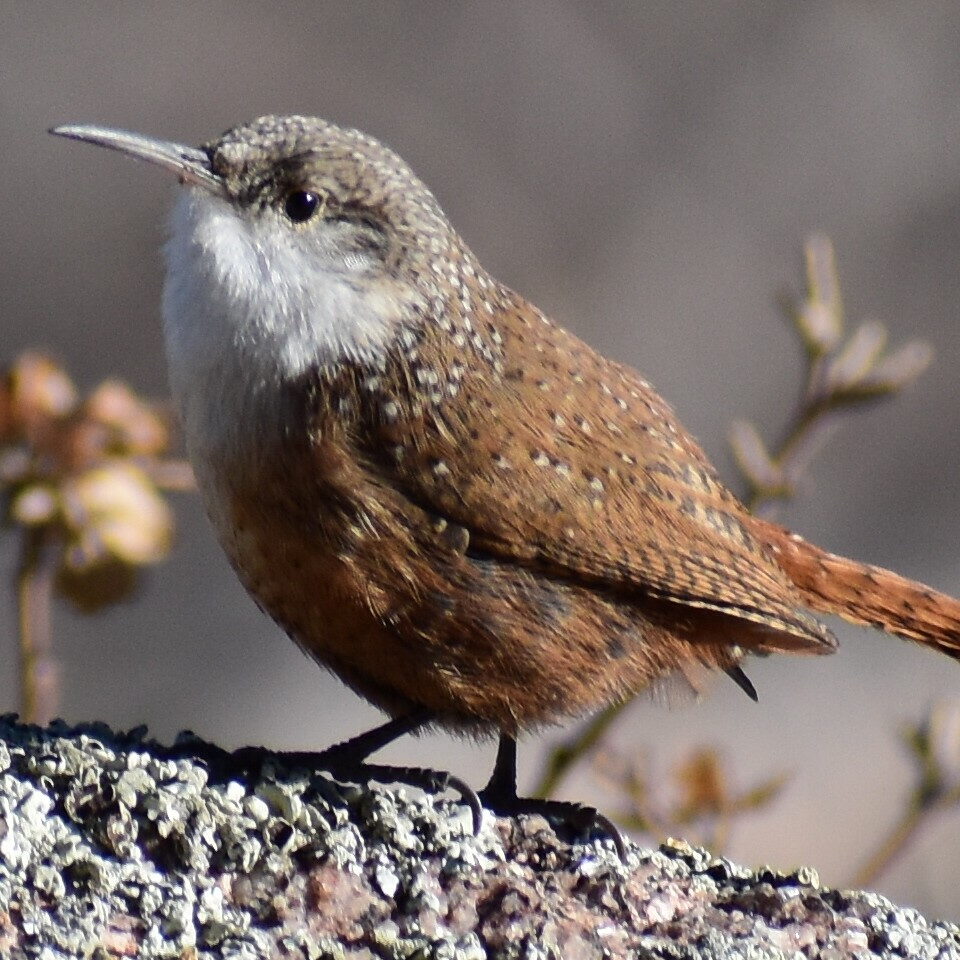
[479,731,521,801]
[243,707,482,832]
[315,709,434,766]
[480,733,628,857]
[224,708,432,772]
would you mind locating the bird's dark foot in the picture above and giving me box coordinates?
[329,759,483,833]
[479,791,627,858]
[479,734,628,857]
[227,711,483,833]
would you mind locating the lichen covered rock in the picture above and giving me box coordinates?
[0,718,956,959]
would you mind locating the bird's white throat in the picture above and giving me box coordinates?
[161,189,403,464]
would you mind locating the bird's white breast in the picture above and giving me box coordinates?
[161,189,402,469]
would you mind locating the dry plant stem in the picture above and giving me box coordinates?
[746,380,855,517]
[745,398,823,515]
[709,811,732,853]
[533,698,625,799]
[743,401,818,516]
[16,527,58,724]
[852,783,960,888]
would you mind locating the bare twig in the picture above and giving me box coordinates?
[594,744,788,851]
[533,699,626,799]
[853,700,960,887]
[16,527,57,724]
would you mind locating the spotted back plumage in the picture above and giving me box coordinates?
[351,278,836,656]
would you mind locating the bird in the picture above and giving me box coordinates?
[51,116,960,848]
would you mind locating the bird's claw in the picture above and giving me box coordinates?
[479,790,627,858]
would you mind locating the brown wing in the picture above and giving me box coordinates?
[361,289,834,654]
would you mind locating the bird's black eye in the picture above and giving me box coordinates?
[283,189,321,223]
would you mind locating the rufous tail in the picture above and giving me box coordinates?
[753,519,960,659]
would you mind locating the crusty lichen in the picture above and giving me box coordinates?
[0,717,957,959]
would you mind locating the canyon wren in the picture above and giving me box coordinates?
[52,117,960,839]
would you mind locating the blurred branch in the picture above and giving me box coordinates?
[534,699,624,800]
[533,235,933,849]
[16,526,56,728]
[732,234,931,517]
[1,353,195,722]
[594,744,788,852]
[853,699,960,888]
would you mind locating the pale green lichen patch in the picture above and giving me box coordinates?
[0,717,958,959]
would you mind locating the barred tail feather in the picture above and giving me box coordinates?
[754,520,960,659]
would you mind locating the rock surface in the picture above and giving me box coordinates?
[0,717,957,959]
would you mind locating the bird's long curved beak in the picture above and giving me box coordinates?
[50,124,225,194]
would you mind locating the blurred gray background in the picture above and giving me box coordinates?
[3,0,960,916]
